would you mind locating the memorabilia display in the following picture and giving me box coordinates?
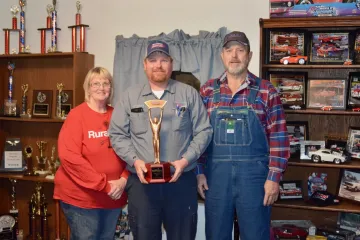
[307,172,327,197]
[0,138,25,172]
[310,32,349,64]
[325,135,348,154]
[355,33,360,64]
[307,79,347,110]
[68,1,90,52]
[144,100,171,183]
[4,62,18,116]
[10,5,19,30]
[19,0,26,53]
[286,121,308,157]
[269,72,306,109]
[32,90,52,118]
[338,169,360,203]
[270,1,360,18]
[347,72,360,109]
[45,145,57,180]
[309,148,349,164]
[20,83,29,118]
[347,127,360,159]
[279,180,303,200]
[268,31,305,63]
[300,140,325,160]
[337,212,360,235]
[35,140,48,175]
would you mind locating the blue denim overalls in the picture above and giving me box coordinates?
[205,77,271,240]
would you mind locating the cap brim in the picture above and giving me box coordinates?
[146,50,171,58]
[223,40,248,47]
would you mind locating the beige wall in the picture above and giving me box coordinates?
[0,0,270,77]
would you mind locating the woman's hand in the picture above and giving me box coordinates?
[108,177,127,200]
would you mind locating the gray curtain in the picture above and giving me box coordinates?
[112,27,228,104]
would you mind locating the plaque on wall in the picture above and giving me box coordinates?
[59,90,73,116]
[0,138,26,172]
[32,90,52,118]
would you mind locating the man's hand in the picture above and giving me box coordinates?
[108,177,127,200]
[197,174,208,199]
[169,158,188,183]
[263,180,279,206]
[134,159,148,184]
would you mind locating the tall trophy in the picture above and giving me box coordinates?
[20,83,28,118]
[35,141,48,175]
[4,62,17,116]
[56,83,64,118]
[45,145,57,180]
[10,5,19,30]
[24,145,38,176]
[68,1,89,52]
[9,179,19,237]
[144,100,171,183]
[19,0,26,53]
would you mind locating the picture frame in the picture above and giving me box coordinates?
[347,72,360,109]
[279,180,303,200]
[307,79,347,110]
[300,140,325,160]
[325,135,348,153]
[32,90,53,118]
[337,212,360,235]
[269,72,307,110]
[268,30,306,64]
[309,32,350,64]
[338,169,360,204]
[346,127,360,159]
[286,121,308,157]
[354,32,360,64]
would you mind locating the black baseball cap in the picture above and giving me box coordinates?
[223,31,250,50]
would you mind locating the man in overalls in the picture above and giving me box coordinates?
[196,31,290,240]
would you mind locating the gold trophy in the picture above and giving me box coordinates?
[56,83,64,119]
[20,83,29,118]
[35,141,48,175]
[45,145,56,180]
[144,100,171,183]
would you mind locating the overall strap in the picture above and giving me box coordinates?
[247,77,262,105]
[213,79,221,104]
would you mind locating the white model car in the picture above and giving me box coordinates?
[309,148,348,164]
[289,105,301,110]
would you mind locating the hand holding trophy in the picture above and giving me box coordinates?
[144,100,171,183]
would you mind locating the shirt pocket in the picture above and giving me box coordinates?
[129,112,148,134]
[172,108,190,131]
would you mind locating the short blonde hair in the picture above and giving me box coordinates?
[83,67,114,104]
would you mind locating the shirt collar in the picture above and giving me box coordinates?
[141,79,176,96]
[218,71,256,88]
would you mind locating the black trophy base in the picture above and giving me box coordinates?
[145,162,171,183]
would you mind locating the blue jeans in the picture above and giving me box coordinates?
[60,201,121,240]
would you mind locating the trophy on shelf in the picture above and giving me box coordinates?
[68,1,90,52]
[35,141,48,175]
[46,4,53,28]
[143,100,171,183]
[56,83,64,119]
[45,145,57,180]
[8,179,19,238]
[20,83,30,118]
[10,5,19,30]
[24,145,38,176]
[18,0,26,54]
[4,62,18,117]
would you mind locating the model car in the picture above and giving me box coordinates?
[344,59,353,65]
[289,105,302,110]
[280,187,302,197]
[273,224,308,239]
[280,93,303,103]
[278,81,303,91]
[280,55,307,65]
[270,0,295,13]
[318,35,343,43]
[352,108,360,112]
[321,105,332,111]
[309,148,348,164]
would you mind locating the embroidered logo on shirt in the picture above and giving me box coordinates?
[88,131,109,139]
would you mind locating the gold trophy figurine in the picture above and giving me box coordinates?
[56,83,64,118]
[35,141,48,175]
[20,83,29,117]
[45,145,56,179]
[143,100,171,183]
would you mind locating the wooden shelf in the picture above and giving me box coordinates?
[263,64,360,69]
[0,117,64,123]
[274,199,360,213]
[0,173,54,183]
[285,109,360,115]
[0,52,88,59]
[288,158,360,169]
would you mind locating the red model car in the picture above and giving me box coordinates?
[272,45,300,55]
[321,106,333,111]
[352,108,360,112]
[280,55,308,65]
[277,35,299,45]
[318,35,343,43]
[273,224,308,239]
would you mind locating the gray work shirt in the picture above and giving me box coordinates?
[109,79,213,173]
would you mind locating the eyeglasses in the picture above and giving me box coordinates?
[91,82,111,89]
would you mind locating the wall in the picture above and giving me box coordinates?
[0,1,270,239]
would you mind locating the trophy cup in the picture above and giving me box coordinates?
[19,0,26,53]
[20,84,29,118]
[144,100,171,183]
[35,141,48,175]
[46,4,53,28]
[24,145,38,176]
[56,83,64,118]
[10,5,20,30]
[45,146,56,180]
[4,62,17,116]
[68,1,90,52]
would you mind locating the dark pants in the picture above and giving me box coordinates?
[126,171,198,240]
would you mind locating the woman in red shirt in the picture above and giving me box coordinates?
[54,67,128,239]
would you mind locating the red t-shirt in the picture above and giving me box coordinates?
[54,102,128,209]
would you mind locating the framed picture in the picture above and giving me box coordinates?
[300,140,325,160]
[279,180,303,200]
[287,121,308,157]
[268,30,306,63]
[337,212,360,235]
[269,72,307,109]
[354,33,360,64]
[347,72,360,109]
[309,32,350,64]
[325,135,348,152]
[307,79,347,110]
[347,127,360,159]
[308,172,327,197]
[338,169,360,203]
